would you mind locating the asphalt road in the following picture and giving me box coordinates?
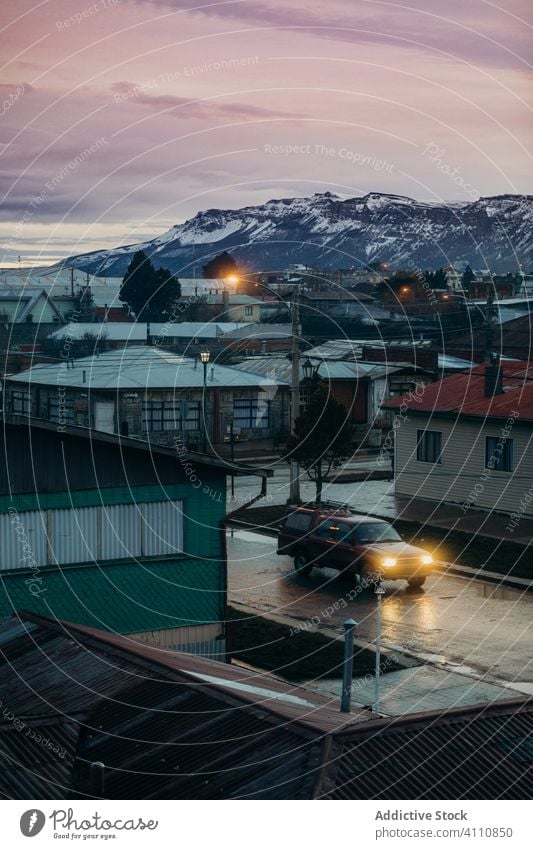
[227,459,393,511]
[227,529,533,693]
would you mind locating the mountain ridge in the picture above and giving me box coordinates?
[64,191,533,275]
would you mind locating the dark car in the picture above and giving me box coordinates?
[277,505,434,588]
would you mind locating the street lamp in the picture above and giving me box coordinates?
[302,357,314,382]
[200,351,210,452]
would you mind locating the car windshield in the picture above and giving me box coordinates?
[353,522,401,543]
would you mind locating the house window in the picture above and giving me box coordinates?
[486,436,513,472]
[389,381,417,397]
[142,400,200,432]
[12,391,31,415]
[416,429,442,463]
[233,398,270,429]
[49,395,75,425]
[245,305,253,316]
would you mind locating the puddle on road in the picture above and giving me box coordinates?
[476,583,519,600]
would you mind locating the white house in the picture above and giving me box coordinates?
[382,360,533,518]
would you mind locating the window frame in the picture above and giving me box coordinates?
[485,436,514,472]
[142,399,200,433]
[11,390,31,416]
[233,397,271,429]
[416,429,442,464]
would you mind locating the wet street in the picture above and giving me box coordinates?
[227,529,533,692]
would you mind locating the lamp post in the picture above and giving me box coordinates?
[200,350,210,453]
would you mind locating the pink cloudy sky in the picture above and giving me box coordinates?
[1,0,532,266]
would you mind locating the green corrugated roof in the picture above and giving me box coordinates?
[0,558,223,634]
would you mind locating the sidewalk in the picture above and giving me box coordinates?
[312,665,513,716]
[343,482,533,546]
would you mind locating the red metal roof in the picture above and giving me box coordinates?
[383,363,533,422]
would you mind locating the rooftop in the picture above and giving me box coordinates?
[7,346,287,391]
[48,320,249,341]
[0,612,531,800]
[383,361,533,422]
[234,355,398,381]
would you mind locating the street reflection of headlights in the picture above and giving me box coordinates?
[421,555,433,565]
[382,557,397,567]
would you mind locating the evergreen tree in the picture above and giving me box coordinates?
[119,251,180,320]
[202,251,239,279]
[286,384,352,503]
[431,268,448,289]
[461,264,476,291]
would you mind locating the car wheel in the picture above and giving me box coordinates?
[294,551,313,576]
[407,576,426,589]
[360,565,381,589]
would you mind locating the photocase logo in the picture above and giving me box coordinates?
[20,810,46,837]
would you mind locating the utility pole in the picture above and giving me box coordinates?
[70,267,74,298]
[288,287,301,503]
[484,276,496,362]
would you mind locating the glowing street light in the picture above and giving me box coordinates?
[199,351,210,452]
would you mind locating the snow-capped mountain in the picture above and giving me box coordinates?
[65,191,533,275]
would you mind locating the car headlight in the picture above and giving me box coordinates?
[382,557,397,568]
[421,554,433,565]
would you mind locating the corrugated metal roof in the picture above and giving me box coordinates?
[49,321,249,341]
[305,339,433,359]
[383,364,533,421]
[8,346,287,390]
[220,324,292,341]
[0,614,531,800]
[325,701,533,800]
[235,356,399,381]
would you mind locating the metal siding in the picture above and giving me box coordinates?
[142,500,183,556]
[100,503,142,561]
[50,506,98,565]
[0,510,48,571]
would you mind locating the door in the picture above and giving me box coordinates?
[94,400,116,433]
[308,519,342,567]
[334,520,359,573]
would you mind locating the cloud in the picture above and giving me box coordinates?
[139,0,533,70]
[109,82,303,121]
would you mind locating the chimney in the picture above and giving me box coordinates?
[484,353,503,397]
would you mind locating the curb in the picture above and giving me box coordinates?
[228,601,418,669]
[436,561,533,592]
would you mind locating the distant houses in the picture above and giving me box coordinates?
[0,288,63,325]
